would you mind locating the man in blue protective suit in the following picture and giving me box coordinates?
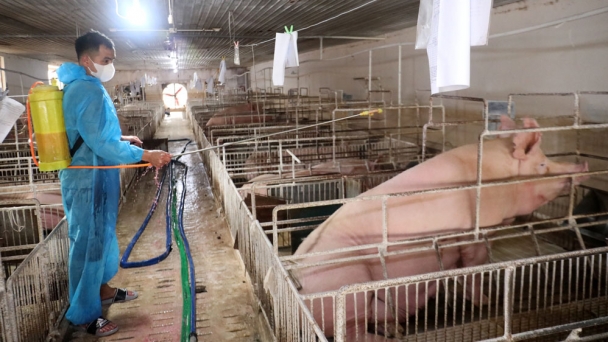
[57,30,172,337]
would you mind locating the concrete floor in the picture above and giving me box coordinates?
[63,113,262,341]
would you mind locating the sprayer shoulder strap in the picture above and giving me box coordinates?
[70,136,85,157]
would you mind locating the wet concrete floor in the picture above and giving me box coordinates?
[63,113,262,341]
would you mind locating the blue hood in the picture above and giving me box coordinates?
[57,63,98,85]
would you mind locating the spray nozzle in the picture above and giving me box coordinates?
[359,108,383,116]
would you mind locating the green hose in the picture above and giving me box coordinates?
[171,178,192,341]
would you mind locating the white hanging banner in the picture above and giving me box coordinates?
[218,59,227,84]
[415,0,433,49]
[418,0,492,94]
[206,77,214,94]
[272,30,299,87]
[470,0,493,46]
[234,42,240,66]
[0,96,25,143]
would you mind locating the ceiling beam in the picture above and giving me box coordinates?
[0,13,45,33]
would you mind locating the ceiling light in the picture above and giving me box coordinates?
[126,0,146,26]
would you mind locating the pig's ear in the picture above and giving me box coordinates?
[522,118,540,129]
[498,115,517,131]
[512,131,542,159]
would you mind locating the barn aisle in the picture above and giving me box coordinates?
[63,112,262,341]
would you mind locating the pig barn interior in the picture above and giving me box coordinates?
[1,0,608,341]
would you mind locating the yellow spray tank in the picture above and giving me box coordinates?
[27,83,71,171]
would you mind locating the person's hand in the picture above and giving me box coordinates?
[142,150,172,168]
[122,135,143,147]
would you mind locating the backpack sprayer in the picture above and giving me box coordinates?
[26,82,151,170]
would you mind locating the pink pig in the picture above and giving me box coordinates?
[293,116,588,340]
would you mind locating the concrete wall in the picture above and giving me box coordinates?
[250,0,608,150]
[252,0,608,101]
[0,54,49,100]
[106,67,246,103]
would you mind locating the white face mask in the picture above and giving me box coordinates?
[88,57,115,82]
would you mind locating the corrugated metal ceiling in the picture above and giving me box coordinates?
[0,0,521,70]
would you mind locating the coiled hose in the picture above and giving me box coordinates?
[120,166,172,268]
[120,140,197,341]
[120,140,193,268]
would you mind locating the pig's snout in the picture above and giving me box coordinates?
[572,161,590,185]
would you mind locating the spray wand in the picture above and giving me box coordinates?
[171,108,383,159]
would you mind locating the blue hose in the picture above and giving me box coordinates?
[120,166,173,268]
[119,141,198,340]
[175,140,193,161]
[120,140,193,268]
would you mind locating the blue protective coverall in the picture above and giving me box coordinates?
[57,63,144,325]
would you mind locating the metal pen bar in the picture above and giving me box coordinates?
[172,108,381,158]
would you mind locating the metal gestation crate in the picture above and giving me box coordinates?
[0,200,64,278]
[291,248,608,342]
[0,145,59,187]
[188,91,608,341]
[1,220,69,342]
[204,106,403,147]
[115,104,165,201]
[239,171,403,250]
[223,135,419,184]
[274,181,608,341]
[207,124,334,146]
[117,105,163,141]
[196,90,337,129]
[188,107,327,341]
[0,200,68,342]
[264,92,608,341]
[185,102,437,341]
[0,107,60,189]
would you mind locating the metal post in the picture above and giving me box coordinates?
[320,37,323,60]
[368,50,373,129]
[335,292,346,342]
[503,267,514,340]
[251,46,260,117]
[398,45,402,141]
[279,140,283,178]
